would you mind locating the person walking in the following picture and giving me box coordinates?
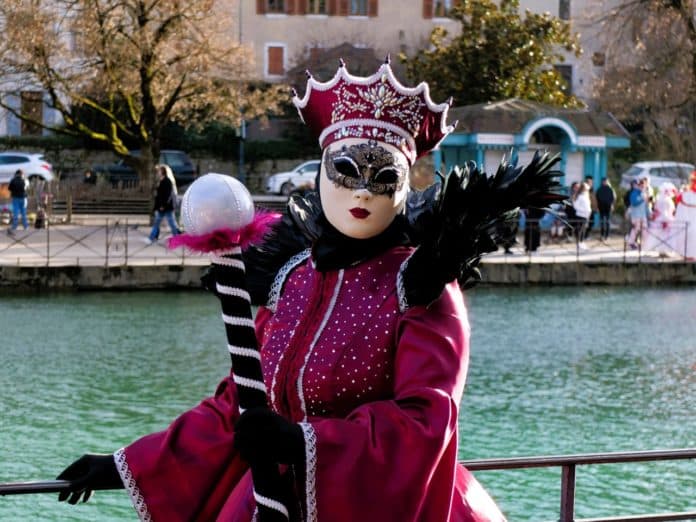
[626,177,650,249]
[573,181,592,249]
[147,164,180,244]
[595,177,616,241]
[584,175,597,239]
[7,169,29,235]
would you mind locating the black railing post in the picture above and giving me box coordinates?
[125,219,129,266]
[560,463,576,522]
[46,219,50,268]
[105,219,109,268]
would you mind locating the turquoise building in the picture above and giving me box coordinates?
[434,99,631,191]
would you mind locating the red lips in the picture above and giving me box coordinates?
[349,207,370,219]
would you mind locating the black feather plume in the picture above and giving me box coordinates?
[401,150,566,308]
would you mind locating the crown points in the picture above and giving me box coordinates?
[293,60,452,165]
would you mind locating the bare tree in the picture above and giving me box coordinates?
[592,0,696,163]
[0,0,288,185]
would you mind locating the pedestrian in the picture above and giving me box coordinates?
[147,164,180,244]
[626,177,650,249]
[54,61,562,521]
[595,177,616,241]
[584,175,597,239]
[524,206,544,252]
[673,170,696,260]
[573,181,592,249]
[8,169,29,234]
[83,169,97,184]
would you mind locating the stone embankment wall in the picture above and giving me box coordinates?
[1,262,694,292]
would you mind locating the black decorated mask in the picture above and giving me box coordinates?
[324,140,408,197]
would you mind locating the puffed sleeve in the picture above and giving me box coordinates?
[297,282,505,521]
[113,308,278,521]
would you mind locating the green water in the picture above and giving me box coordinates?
[1,288,694,521]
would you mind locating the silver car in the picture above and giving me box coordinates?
[619,161,695,191]
[0,152,54,184]
[265,160,320,195]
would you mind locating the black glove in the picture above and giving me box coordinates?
[234,408,305,466]
[56,453,124,504]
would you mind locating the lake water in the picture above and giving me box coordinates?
[1,287,694,521]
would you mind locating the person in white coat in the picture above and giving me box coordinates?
[572,181,592,249]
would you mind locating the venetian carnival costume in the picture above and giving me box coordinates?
[673,171,696,259]
[56,61,564,521]
[644,182,677,255]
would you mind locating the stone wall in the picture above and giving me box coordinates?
[1,261,694,292]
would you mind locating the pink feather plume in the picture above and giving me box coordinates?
[167,210,281,253]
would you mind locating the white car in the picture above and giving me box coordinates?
[619,161,695,190]
[0,152,54,184]
[265,160,320,195]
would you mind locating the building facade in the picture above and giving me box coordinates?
[234,0,608,102]
[1,0,611,143]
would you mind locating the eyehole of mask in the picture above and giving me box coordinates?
[373,167,400,185]
[333,157,360,178]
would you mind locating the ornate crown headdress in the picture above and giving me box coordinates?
[292,59,456,165]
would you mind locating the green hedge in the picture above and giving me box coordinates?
[0,122,319,163]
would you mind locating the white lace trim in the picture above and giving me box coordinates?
[221,314,255,328]
[215,283,251,301]
[297,269,343,421]
[300,423,318,522]
[396,251,414,313]
[114,448,152,522]
[211,251,244,269]
[267,249,311,312]
[228,344,261,360]
[233,374,268,393]
[254,490,290,518]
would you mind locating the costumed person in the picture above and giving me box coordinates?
[147,164,180,244]
[54,60,564,521]
[644,182,677,255]
[673,170,696,260]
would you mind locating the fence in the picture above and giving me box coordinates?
[2,447,694,522]
[514,217,691,263]
[461,448,696,522]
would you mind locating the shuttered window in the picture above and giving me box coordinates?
[267,45,285,76]
[349,0,367,15]
[258,0,290,13]
[425,0,459,18]
[308,0,327,14]
[559,0,570,20]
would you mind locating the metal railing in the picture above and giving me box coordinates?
[461,448,696,522]
[516,217,691,263]
[2,448,693,522]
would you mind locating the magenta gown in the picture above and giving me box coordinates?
[116,246,507,521]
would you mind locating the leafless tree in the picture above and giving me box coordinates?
[591,0,696,163]
[0,0,288,185]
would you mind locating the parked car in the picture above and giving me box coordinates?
[92,149,196,188]
[265,160,320,195]
[0,152,54,185]
[619,161,695,190]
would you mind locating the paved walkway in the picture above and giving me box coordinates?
[0,215,690,267]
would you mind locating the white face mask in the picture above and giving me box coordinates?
[319,138,410,239]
